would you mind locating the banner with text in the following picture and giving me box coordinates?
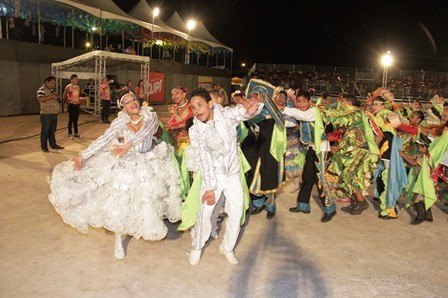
[144,72,165,102]
[198,76,213,90]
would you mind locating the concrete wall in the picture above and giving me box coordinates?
[0,39,230,116]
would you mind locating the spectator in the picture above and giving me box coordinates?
[84,78,95,105]
[134,79,145,106]
[64,74,82,139]
[37,76,64,152]
[121,80,133,92]
[124,45,136,55]
[99,77,111,123]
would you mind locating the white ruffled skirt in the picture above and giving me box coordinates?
[48,142,182,241]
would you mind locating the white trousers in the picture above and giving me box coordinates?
[192,173,244,252]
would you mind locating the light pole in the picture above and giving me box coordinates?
[381,51,393,88]
[186,19,196,64]
[150,7,160,59]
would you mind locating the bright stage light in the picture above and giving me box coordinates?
[85,42,91,48]
[381,51,393,67]
[187,20,196,31]
[155,40,163,45]
[242,63,246,67]
[153,7,160,17]
[91,26,97,32]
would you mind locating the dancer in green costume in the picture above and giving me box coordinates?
[324,94,379,215]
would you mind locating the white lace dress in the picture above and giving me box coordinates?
[48,107,182,240]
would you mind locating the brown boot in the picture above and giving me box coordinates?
[341,197,357,213]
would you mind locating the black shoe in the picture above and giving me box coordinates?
[266,211,275,220]
[425,205,433,222]
[251,206,265,215]
[105,120,111,123]
[321,211,336,223]
[51,145,64,150]
[42,148,50,153]
[289,207,311,214]
[412,202,426,225]
[372,197,380,202]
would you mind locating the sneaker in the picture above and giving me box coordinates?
[350,200,369,215]
[73,134,82,139]
[68,134,74,140]
[219,245,239,265]
[189,249,202,266]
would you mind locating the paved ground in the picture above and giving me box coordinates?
[1,110,447,297]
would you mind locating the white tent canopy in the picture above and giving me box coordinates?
[52,51,150,115]
[52,50,150,68]
[55,0,232,51]
[128,0,172,29]
[165,11,232,52]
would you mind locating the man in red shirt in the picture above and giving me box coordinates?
[64,74,81,139]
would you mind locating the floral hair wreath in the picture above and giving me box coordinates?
[117,92,136,110]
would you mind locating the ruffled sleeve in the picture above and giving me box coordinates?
[222,103,264,126]
[80,116,125,160]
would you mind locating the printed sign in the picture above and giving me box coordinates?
[198,76,213,89]
[144,72,165,102]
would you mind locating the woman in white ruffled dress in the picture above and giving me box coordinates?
[48,90,182,259]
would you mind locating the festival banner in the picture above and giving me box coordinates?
[198,76,213,89]
[145,72,165,102]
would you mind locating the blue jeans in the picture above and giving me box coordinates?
[40,114,58,149]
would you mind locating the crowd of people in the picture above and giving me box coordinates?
[250,67,448,101]
[37,74,448,266]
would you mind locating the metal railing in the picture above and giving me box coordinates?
[250,63,448,101]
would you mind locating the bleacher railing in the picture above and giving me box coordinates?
[251,63,448,101]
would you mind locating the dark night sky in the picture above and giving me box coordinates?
[115,0,448,71]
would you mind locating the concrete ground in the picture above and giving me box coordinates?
[1,109,447,298]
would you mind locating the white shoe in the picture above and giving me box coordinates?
[114,234,125,259]
[67,134,74,140]
[189,249,202,265]
[210,230,219,239]
[219,245,239,265]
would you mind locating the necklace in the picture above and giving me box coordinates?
[129,116,143,125]
[178,101,188,108]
